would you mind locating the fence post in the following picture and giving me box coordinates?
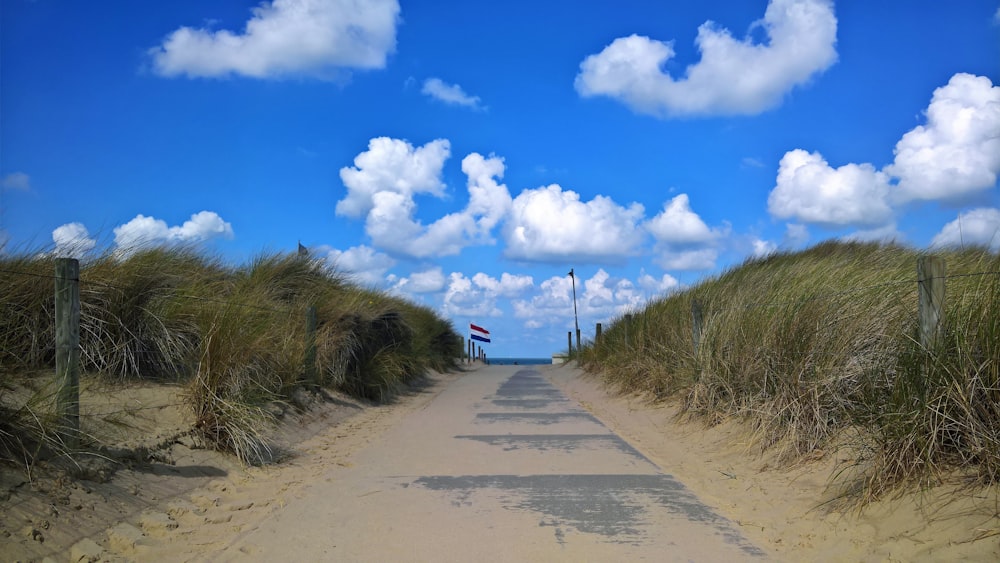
[624,314,633,349]
[55,258,80,448]
[575,329,581,357]
[691,299,704,356]
[595,323,602,350]
[567,331,573,359]
[304,306,318,385]
[917,256,945,351]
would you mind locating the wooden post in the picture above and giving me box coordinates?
[595,323,602,350]
[304,306,318,385]
[575,329,581,357]
[55,258,80,448]
[567,331,573,359]
[691,299,704,356]
[918,256,945,351]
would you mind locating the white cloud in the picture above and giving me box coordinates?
[149,0,400,79]
[841,223,902,244]
[421,78,484,110]
[752,238,778,257]
[741,157,766,169]
[504,184,645,262]
[442,272,503,318]
[931,208,1000,251]
[768,149,893,227]
[645,194,727,271]
[1,172,31,191]
[52,223,97,258]
[637,270,680,295]
[994,6,1000,25]
[887,73,1000,203]
[337,139,512,258]
[655,248,718,271]
[575,0,837,117]
[471,272,534,298]
[322,244,395,286]
[337,137,450,218]
[768,74,1000,233]
[395,267,447,294]
[113,211,234,254]
[783,223,810,247]
[645,194,721,245]
[513,269,662,330]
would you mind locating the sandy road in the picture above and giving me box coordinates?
[189,365,767,562]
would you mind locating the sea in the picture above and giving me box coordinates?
[487,357,553,366]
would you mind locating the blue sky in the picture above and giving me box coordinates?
[2,0,999,357]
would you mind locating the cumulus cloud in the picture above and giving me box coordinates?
[752,238,778,257]
[394,267,447,294]
[637,270,681,295]
[440,271,534,318]
[322,244,395,286]
[767,74,999,232]
[841,223,902,244]
[886,73,1000,203]
[52,223,97,258]
[113,211,234,254]
[645,194,721,245]
[513,269,661,328]
[768,149,893,227]
[421,78,484,110]
[931,208,1000,251]
[472,272,534,298]
[783,223,810,247]
[1,172,31,191]
[575,0,837,117]
[337,137,450,218]
[504,185,645,262]
[337,138,512,258]
[149,0,399,79]
[645,194,727,271]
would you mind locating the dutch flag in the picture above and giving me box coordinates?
[470,323,491,343]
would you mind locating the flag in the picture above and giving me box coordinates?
[470,323,491,343]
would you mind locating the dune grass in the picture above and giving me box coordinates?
[581,241,1000,499]
[1,247,461,466]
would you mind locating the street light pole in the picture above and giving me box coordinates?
[569,268,580,358]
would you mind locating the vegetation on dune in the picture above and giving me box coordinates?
[0,247,462,466]
[581,241,1000,499]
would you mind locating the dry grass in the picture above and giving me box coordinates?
[582,241,1000,500]
[1,247,461,466]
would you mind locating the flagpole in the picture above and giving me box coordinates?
[569,269,580,357]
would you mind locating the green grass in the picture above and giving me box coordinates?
[581,241,1000,499]
[1,247,461,466]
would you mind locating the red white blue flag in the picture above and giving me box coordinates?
[470,323,490,343]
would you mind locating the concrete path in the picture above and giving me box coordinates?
[214,366,768,561]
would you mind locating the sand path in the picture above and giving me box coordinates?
[104,365,766,561]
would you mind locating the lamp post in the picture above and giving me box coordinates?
[568,268,580,358]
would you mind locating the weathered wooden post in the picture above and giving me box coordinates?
[304,306,318,385]
[55,258,80,448]
[595,323,602,350]
[575,329,581,358]
[567,331,573,360]
[917,256,945,351]
[691,299,704,356]
[624,313,633,349]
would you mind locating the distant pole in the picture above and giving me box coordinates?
[55,258,80,448]
[595,323,602,350]
[569,269,580,355]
